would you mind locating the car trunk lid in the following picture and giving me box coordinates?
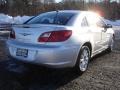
[12,24,59,44]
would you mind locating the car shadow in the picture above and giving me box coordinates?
[0,50,111,90]
[0,59,81,90]
[90,50,111,63]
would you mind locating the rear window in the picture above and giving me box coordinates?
[26,12,75,25]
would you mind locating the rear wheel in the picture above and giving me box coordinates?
[75,46,90,73]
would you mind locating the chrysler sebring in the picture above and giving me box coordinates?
[6,10,114,73]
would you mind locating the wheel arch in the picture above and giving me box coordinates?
[82,42,92,56]
[74,42,92,73]
[75,42,92,67]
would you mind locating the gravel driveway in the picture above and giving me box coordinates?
[0,28,120,90]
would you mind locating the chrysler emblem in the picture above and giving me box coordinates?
[20,33,31,36]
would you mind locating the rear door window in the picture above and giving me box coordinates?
[86,13,102,27]
[81,17,89,27]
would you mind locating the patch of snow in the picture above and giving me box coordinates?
[0,13,32,24]
[0,14,13,23]
[104,19,120,26]
[116,20,120,25]
[13,16,32,24]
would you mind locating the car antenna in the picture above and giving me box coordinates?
[56,10,59,13]
[54,10,59,24]
[55,10,59,16]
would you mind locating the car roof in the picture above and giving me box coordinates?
[47,10,83,14]
[47,10,97,15]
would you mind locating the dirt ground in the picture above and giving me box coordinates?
[0,29,120,90]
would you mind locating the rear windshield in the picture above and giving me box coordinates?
[26,12,75,25]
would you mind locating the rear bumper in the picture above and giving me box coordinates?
[6,40,80,68]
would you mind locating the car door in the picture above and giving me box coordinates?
[86,14,102,52]
[96,18,110,48]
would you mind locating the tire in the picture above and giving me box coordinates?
[107,36,114,52]
[75,46,90,74]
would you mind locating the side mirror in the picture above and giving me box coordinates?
[104,24,112,28]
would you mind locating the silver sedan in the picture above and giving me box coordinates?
[6,10,114,73]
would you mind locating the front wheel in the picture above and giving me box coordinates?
[75,46,90,73]
[107,35,115,52]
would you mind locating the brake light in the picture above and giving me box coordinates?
[38,30,72,42]
[10,30,15,39]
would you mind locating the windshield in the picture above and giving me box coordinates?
[26,12,75,25]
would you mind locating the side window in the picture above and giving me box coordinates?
[96,18,106,28]
[87,13,106,28]
[81,17,89,27]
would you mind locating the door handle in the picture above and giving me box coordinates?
[102,29,107,32]
[88,30,91,32]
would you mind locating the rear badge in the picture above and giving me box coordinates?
[19,33,31,36]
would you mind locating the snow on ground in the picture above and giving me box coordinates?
[104,19,120,27]
[0,13,32,24]
[13,16,32,24]
[0,14,13,24]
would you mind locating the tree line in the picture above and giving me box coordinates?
[0,0,120,20]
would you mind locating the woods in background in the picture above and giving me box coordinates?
[0,0,120,20]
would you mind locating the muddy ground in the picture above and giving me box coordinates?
[0,29,120,90]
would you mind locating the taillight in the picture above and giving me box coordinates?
[10,30,15,39]
[38,30,72,42]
